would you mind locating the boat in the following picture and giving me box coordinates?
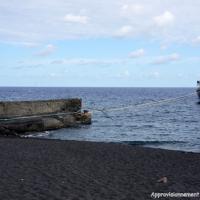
[196,81,200,98]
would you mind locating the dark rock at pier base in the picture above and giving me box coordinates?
[0,126,18,136]
[0,138,199,200]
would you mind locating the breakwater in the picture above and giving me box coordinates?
[0,99,91,136]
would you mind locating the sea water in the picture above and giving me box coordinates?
[0,87,199,152]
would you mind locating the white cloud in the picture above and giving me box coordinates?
[0,40,39,48]
[63,14,89,24]
[0,1,200,43]
[160,44,168,50]
[153,11,175,27]
[193,36,200,44]
[21,42,40,48]
[49,72,63,78]
[121,4,144,16]
[115,25,134,37]
[129,49,145,58]
[51,59,64,64]
[177,73,184,77]
[15,57,128,70]
[36,44,56,56]
[152,53,180,65]
[151,71,160,78]
[50,58,126,66]
[148,71,160,79]
[123,70,130,77]
[117,70,131,78]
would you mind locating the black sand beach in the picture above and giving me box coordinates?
[0,138,199,200]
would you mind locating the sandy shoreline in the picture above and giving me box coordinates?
[0,138,199,200]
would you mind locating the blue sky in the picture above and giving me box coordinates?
[0,0,200,87]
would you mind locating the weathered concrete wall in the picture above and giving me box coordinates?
[0,99,81,118]
[0,98,91,136]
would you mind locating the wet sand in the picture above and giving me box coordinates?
[0,138,199,200]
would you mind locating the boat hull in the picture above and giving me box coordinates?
[196,88,200,98]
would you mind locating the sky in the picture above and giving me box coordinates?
[0,0,200,87]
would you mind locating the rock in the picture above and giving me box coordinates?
[157,176,168,183]
[43,118,64,130]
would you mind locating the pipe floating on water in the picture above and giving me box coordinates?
[0,99,91,136]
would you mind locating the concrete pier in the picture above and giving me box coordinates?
[0,99,91,136]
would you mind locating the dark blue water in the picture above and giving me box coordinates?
[0,87,199,152]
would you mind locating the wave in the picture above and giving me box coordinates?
[22,131,51,138]
[121,140,186,146]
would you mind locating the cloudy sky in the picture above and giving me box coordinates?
[0,0,200,87]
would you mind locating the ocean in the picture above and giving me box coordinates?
[0,87,199,152]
